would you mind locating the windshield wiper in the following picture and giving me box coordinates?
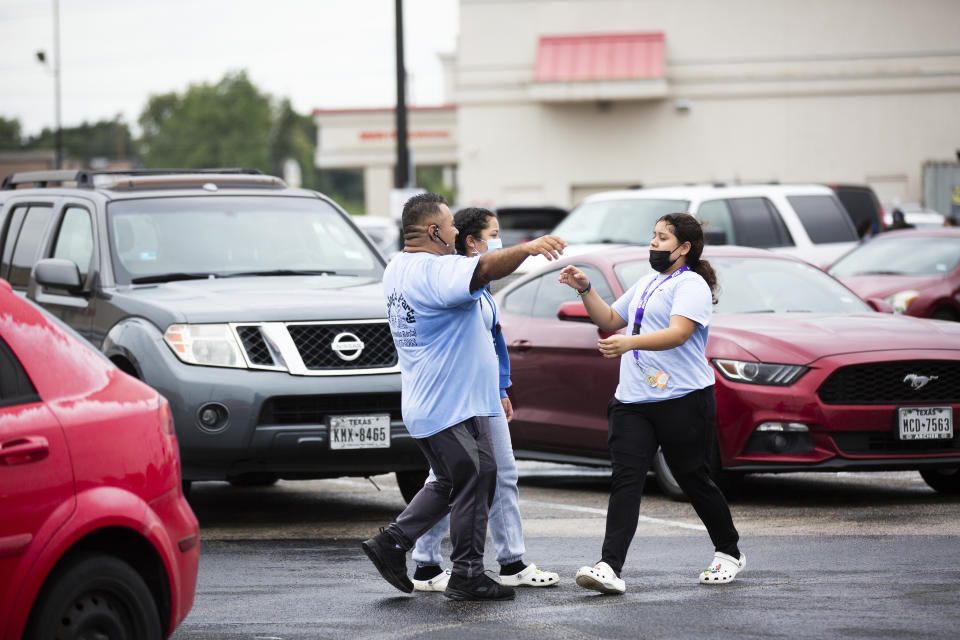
[130,272,215,284]
[217,269,339,278]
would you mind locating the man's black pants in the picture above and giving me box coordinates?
[386,417,497,578]
[600,387,740,574]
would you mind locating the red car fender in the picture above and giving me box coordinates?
[4,486,187,639]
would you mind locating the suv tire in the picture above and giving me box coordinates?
[395,468,430,504]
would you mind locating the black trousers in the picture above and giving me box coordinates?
[386,417,497,578]
[600,386,740,575]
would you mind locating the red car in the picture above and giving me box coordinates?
[828,228,960,321]
[0,280,198,639]
[495,245,960,499]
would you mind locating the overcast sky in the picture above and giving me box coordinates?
[0,0,458,136]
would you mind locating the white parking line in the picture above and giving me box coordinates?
[521,499,707,532]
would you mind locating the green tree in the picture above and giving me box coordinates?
[138,71,274,172]
[0,116,23,149]
[271,98,316,189]
[23,118,136,163]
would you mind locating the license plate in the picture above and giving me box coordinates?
[897,406,953,440]
[329,414,391,449]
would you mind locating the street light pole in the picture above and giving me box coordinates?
[53,0,62,169]
[394,0,410,188]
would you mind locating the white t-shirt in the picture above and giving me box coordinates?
[611,269,715,403]
[383,252,501,437]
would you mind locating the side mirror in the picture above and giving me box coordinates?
[703,228,728,245]
[865,297,894,313]
[557,301,591,322]
[33,258,83,294]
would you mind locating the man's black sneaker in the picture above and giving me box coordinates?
[443,572,516,601]
[361,531,413,593]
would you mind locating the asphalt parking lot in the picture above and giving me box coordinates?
[170,463,960,639]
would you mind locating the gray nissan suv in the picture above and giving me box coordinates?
[0,169,427,499]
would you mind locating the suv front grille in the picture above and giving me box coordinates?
[288,323,397,370]
[236,326,274,366]
[259,393,402,425]
[818,361,960,405]
[830,432,960,455]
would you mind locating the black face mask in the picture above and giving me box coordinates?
[648,248,679,273]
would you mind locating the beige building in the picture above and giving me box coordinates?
[317,0,960,214]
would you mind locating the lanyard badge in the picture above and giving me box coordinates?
[631,266,689,366]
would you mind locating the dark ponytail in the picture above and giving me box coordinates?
[658,213,719,304]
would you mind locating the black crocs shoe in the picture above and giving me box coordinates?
[361,531,413,593]
[444,572,516,601]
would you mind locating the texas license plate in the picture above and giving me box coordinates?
[329,414,391,449]
[897,406,953,440]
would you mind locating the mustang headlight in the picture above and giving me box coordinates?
[712,359,808,386]
[885,290,919,314]
[164,324,246,368]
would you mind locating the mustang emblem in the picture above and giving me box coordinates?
[903,374,939,391]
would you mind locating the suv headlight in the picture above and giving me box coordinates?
[164,324,246,368]
[885,290,919,314]
[712,359,808,386]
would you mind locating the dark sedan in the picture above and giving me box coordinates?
[828,228,960,321]
[495,245,960,499]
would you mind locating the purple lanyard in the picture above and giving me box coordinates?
[632,266,688,362]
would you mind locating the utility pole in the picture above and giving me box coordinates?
[52,0,62,169]
[394,0,410,188]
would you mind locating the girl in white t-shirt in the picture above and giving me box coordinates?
[558,213,745,594]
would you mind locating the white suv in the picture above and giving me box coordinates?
[550,183,859,268]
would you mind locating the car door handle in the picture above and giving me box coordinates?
[0,436,50,465]
[511,339,533,352]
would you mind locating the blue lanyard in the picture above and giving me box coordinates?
[632,266,688,362]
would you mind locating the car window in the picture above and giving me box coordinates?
[614,260,654,291]
[107,196,383,284]
[530,270,573,318]
[728,198,793,248]
[829,235,960,277]
[496,208,567,231]
[0,335,40,408]
[502,277,539,316]
[578,265,616,305]
[712,256,869,314]
[7,205,53,288]
[1,205,28,280]
[52,207,94,281]
[787,195,858,243]
[696,199,737,244]
[552,198,689,244]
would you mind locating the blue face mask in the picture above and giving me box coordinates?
[474,238,503,255]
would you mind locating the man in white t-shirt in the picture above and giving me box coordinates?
[362,193,565,601]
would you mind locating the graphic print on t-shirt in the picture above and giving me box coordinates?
[386,291,418,347]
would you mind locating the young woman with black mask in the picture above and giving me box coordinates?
[557,213,744,594]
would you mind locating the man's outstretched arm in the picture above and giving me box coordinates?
[469,235,567,292]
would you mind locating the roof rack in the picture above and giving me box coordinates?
[1,168,265,190]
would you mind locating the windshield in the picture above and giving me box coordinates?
[107,196,382,284]
[552,198,689,244]
[829,235,960,277]
[614,256,870,314]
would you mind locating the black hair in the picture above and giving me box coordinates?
[453,207,496,256]
[658,213,719,304]
[401,193,447,240]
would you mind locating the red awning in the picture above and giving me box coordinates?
[533,33,665,83]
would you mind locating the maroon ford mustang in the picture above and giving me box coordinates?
[495,245,960,499]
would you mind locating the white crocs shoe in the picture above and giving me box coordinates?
[499,563,559,587]
[413,568,451,592]
[575,561,625,595]
[699,552,746,585]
